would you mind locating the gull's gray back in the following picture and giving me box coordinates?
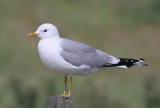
[60,38,118,68]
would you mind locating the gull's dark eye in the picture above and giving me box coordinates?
[44,29,47,32]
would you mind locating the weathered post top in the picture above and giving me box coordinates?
[48,96,73,108]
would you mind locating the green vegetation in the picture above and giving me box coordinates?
[0,0,160,108]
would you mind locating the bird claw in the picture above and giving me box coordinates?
[56,93,70,97]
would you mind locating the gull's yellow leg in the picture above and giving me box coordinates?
[57,75,72,97]
[69,76,72,96]
[59,75,68,96]
[63,75,67,95]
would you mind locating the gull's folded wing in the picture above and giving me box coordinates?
[60,38,119,68]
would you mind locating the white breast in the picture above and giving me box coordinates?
[38,38,72,73]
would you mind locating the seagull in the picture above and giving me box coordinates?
[27,23,147,97]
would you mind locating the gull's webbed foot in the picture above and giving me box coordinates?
[56,93,70,97]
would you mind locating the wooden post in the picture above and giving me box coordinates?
[48,96,73,108]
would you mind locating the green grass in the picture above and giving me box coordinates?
[0,0,160,108]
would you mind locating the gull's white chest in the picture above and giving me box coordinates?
[38,38,74,73]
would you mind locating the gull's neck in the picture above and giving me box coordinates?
[40,35,61,40]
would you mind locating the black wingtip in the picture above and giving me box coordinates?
[139,58,145,61]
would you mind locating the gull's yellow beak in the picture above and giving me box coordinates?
[27,32,38,37]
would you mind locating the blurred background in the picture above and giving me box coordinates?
[0,0,160,108]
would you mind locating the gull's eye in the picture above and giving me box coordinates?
[44,29,47,32]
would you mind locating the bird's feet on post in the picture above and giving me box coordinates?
[56,93,71,97]
[56,91,71,97]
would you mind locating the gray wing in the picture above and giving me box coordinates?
[60,38,119,68]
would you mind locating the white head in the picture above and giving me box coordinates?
[27,23,60,39]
